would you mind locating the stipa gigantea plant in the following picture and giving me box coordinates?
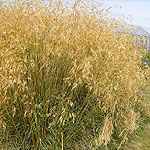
[0,0,148,149]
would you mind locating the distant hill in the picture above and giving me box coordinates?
[134,25,150,37]
[143,26,150,35]
[120,24,150,52]
[118,24,150,37]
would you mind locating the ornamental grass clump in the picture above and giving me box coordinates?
[0,0,147,149]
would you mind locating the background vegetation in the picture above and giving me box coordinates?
[0,0,149,149]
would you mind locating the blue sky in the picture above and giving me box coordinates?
[67,0,150,27]
[102,0,150,27]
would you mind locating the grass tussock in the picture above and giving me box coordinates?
[0,0,148,149]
